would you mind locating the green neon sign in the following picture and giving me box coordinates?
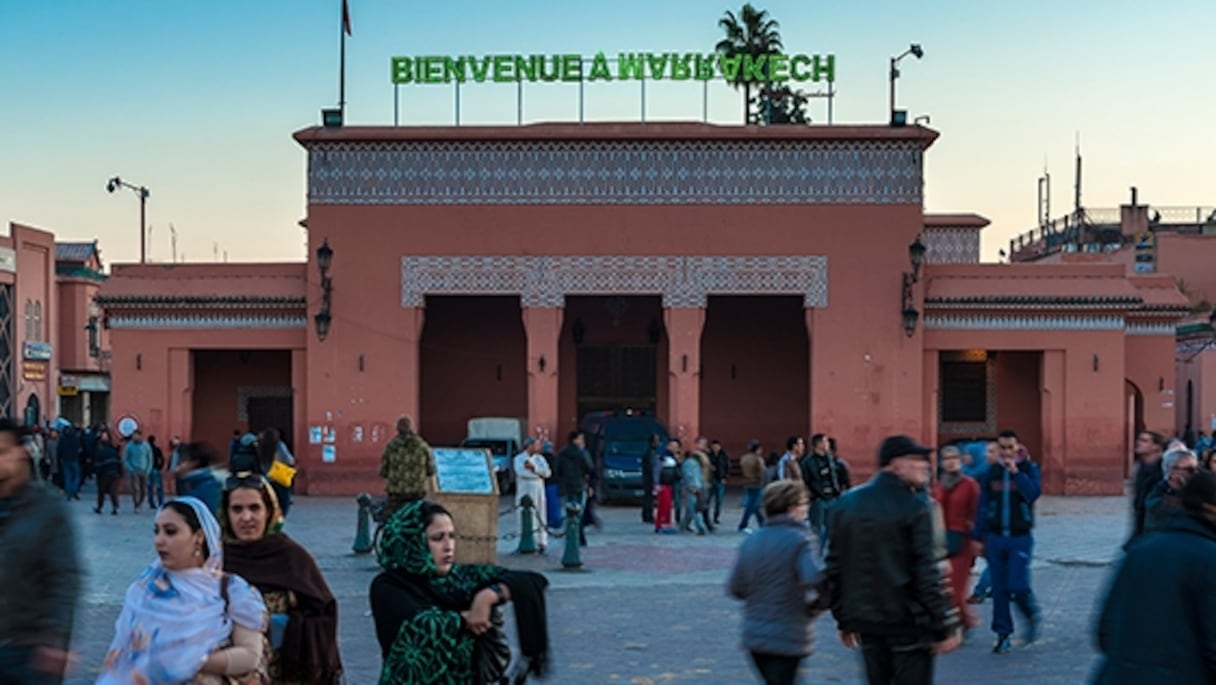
[390,51,835,85]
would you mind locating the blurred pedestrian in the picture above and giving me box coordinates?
[1093,470,1216,683]
[728,480,822,685]
[92,430,122,516]
[175,442,224,516]
[825,435,961,685]
[379,415,436,518]
[123,429,153,512]
[930,445,981,630]
[147,435,165,509]
[737,440,766,532]
[1144,446,1199,532]
[0,418,80,684]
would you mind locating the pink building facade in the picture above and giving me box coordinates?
[96,124,1187,495]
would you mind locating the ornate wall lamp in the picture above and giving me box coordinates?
[314,239,334,342]
[901,235,927,337]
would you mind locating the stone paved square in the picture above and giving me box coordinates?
[63,489,1129,684]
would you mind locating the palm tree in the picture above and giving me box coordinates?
[716,4,784,124]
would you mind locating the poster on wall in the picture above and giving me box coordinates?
[323,426,336,443]
[322,445,336,463]
[352,425,364,443]
[309,426,323,444]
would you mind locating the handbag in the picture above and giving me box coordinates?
[266,459,297,488]
[472,607,511,685]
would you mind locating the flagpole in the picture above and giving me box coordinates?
[339,2,347,117]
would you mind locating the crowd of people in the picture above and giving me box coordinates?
[5,409,1216,684]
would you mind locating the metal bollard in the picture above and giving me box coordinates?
[561,499,583,569]
[516,495,537,554]
[352,492,374,554]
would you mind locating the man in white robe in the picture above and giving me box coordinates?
[514,437,552,551]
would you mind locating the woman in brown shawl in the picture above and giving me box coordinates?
[220,472,343,684]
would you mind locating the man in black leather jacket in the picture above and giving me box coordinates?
[824,435,960,685]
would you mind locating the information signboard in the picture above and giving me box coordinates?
[433,448,498,495]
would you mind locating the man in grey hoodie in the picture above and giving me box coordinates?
[122,430,153,512]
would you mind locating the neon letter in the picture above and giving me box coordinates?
[646,52,669,79]
[516,55,539,82]
[741,54,767,82]
[391,57,413,84]
[618,53,644,80]
[560,54,582,81]
[423,56,444,84]
[790,54,811,81]
[768,54,790,82]
[588,51,612,81]
[670,53,692,80]
[470,56,492,83]
[694,54,715,80]
[492,55,514,83]
[718,54,742,82]
[812,55,836,82]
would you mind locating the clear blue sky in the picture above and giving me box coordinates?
[2,0,1213,264]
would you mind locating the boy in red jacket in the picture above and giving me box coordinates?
[932,445,981,629]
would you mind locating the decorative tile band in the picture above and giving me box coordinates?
[401,255,829,309]
[924,313,1124,331]
[307,139,923,206]
[1125,321,1177,336]
[923,227,980,264]
[107,314,307,330]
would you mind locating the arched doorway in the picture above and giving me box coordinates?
[1125,380,1144,478]
[23,393,40,428]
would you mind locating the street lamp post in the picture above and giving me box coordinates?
[106,176,150,264]
[888,44,924,126]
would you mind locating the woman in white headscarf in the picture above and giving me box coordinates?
[97,496,269,684]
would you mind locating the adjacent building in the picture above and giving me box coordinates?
[1009,195,1215,440]
[0,223,110,429]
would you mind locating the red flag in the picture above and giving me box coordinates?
[342,0,352,35]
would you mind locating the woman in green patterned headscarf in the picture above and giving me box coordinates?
[370,499,551,685]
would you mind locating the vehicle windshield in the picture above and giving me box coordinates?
[604,439,649,455]
[462,439,511,456]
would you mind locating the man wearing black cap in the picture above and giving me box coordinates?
[823,435,961,685]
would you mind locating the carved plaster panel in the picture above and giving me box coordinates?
[107,314,307,330]
[401,255,828,309]
[923,227,981,264]
[924,313,1123,331]
[307,140,923,206]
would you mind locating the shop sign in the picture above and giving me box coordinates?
[0,247,14,274]
[22,341,52,361]
[22,360,47,381]
[391,51,836,86]
[58,386,78,397]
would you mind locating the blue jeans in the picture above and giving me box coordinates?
[61,460,80,499]
[680,489,705,533]
[739,486,764,530]
[148,470,164,509]
[985,533,1040,636]
[0,645,62,685]
[708,481,726,521]
[973,566,992,597]
[809,498,837,551]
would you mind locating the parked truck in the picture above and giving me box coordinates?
[459,417,525,495]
